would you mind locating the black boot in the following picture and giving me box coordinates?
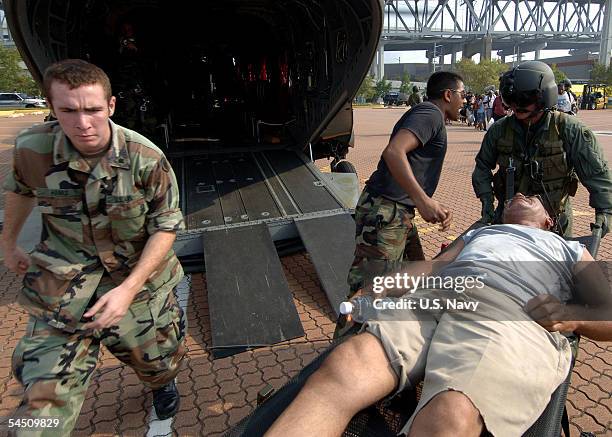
[153,380,180,420]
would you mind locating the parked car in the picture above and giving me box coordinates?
[383,91,409,106]
[0,92,47,109]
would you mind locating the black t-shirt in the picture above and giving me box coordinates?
[366,101,447,206]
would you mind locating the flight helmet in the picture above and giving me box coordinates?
[499,61,557,110]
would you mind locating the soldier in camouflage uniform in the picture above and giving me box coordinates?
[1,59,186,435]
[407,85,422,107]
[346,72,465,297]
[473,61,612,237]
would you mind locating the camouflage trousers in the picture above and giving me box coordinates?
[347,190,425,297]
[10,285,187,437]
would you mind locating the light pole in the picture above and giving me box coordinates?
[432,44,442,71]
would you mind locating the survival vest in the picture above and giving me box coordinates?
[492,111,579,216]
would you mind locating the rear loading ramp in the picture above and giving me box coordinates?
[171,150,346,237]
[176,150,356,356]
[204,224,304,359]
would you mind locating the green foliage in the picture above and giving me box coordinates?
[356,74,376,101]
[590,62,612,95]
[374,78,392,98]
[0,46,40,96]
[399,73,412,94]
[549,64,567,84]
[455,58,508,95]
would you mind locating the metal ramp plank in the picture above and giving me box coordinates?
[211,157,249,226]
[253,152,299,216]
[184,158,225,229]
[204,224,304,358]
[295,214,356,317]
[264,151,341,213]
[232,155,282,221]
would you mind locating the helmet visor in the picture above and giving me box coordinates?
[502,89,540,108]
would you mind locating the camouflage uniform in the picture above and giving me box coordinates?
[473,111,612,237]
[408,91,422,107]
[346,189,424,296]
[4,120,186,436]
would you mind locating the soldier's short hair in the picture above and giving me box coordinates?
[426,71,464,100]
[43,59,112,102]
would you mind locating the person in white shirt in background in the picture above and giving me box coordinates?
[557,83,575,114]
[482,90,495,123]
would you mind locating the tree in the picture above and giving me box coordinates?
[399,73,412,94]
[590,62,612,95]
[374,78,392,98]
[455,58,507,95]
[590,62,612,84]
[355,74,376,102]
[549,64,567,84]
[0,46,40,96]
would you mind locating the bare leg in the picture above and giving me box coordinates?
[407,390,484,437]
[265,333,398,437]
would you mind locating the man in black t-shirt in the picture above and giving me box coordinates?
[346,71,465,297]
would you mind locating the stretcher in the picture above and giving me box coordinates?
[225,221,604,437]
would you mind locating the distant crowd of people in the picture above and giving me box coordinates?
[457,89,509,131]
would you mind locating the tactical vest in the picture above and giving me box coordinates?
[493,111,579,215]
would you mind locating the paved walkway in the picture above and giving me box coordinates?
[0,110,610,436]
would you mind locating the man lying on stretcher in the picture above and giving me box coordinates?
[265,193,612,437]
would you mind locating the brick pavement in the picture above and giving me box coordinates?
[0,109,610,436]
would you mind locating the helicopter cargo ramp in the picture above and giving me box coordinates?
[171,150,357,357]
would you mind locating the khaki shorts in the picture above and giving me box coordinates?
[362,287,572,437]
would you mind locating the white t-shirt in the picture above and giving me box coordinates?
[439,224,584,305]
[483,95,495,109]
[557,92,572,112]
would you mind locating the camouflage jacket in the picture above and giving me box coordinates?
[3,120,185,332]
[472,111,612,212]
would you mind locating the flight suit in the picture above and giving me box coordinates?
[4,120,186,435]
[472,111,612,236]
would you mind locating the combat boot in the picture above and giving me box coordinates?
[153,380,180,419]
